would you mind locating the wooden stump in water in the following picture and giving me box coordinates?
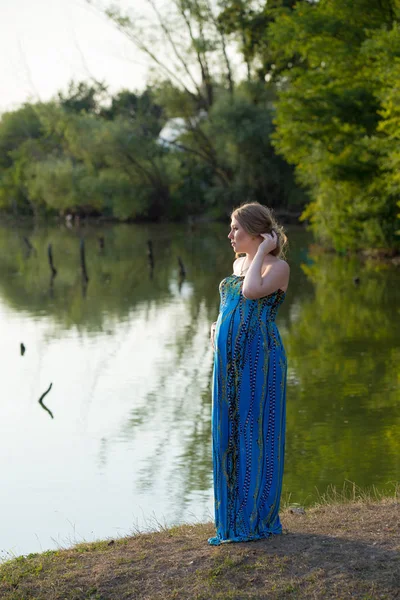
[47,244,57,278]
[178,256,186,278]
[23,236,35,255]
[80,238,89,283]
[147,240,154,278]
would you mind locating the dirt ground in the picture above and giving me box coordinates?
[1,499,399,599]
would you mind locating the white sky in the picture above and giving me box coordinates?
[0,0,151,114]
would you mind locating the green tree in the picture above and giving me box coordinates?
[269,0,400,251]
[58,80,108,114]
[0,104,44,214]
[0,88,173,220]
[104,0,303,213]
[217,0,308,81]
[100,88,164,134]
[34,104,172,220]
[202,83,306,213]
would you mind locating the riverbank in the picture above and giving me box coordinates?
[0,208,304,227]
[1,497,399,599]
[2,213,399,265]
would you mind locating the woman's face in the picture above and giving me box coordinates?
[228,215,255,253]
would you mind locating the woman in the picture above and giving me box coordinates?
[208,202,289,545]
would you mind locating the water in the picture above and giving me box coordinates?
[0,221,399,559]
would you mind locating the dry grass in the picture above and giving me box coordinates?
[1,490,399,600]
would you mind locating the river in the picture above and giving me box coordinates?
[0,221,399,559]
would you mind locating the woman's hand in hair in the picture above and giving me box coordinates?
[258,231,278,256]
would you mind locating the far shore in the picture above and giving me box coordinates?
[1,214,399,265]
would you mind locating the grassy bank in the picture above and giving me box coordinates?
[1,494,399,600]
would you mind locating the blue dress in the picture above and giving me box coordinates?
[208,273,287,545]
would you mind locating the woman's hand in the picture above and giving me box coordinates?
[257,231,277,256]
[210,322,217,350]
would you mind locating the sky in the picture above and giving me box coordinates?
[0,0,151,113]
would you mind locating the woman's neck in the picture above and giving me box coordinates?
[244,244,261,262]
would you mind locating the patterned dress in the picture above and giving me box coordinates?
[208,273,287,545]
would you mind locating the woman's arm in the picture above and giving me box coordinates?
[242,233,289,300]
[242,260,289,299]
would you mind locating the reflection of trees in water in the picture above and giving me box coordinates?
[114,298,214,519]
[0,224,177,332]
[0,222,231,333]
[91,228,309,518]
[7,224,397,512]
[0,221,240,521]
[79,321,134,436]
[284,253,400,503]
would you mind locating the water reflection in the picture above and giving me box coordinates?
[284,252,400,502]
[0,222,398,558]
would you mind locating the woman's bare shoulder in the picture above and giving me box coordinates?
[261,258,290,291]
[277,257,290,271]
[263,256,290,271]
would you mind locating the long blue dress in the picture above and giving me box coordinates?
[208,273,287,545]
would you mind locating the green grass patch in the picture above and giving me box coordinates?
[1,494,399,599]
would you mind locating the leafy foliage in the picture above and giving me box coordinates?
[2,0,399,251]
[0,87,172,220]
[269,0,400,250]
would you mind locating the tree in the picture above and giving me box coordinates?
[217,0,308,81]
[269,0,400,251]
[0,104,45,214]
[0,90,173,220]
[58,80,108,114]
[101,1,303,214]
[32,102,172,220]
[100,89,164,134]
[103,0,236,110]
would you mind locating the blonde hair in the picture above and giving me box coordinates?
[232,202,288,259]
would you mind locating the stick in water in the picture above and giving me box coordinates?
[38,383,54,419]
[47,244,57,277]
[80,239,89,283]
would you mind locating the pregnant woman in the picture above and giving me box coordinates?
[208,202,289,545]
